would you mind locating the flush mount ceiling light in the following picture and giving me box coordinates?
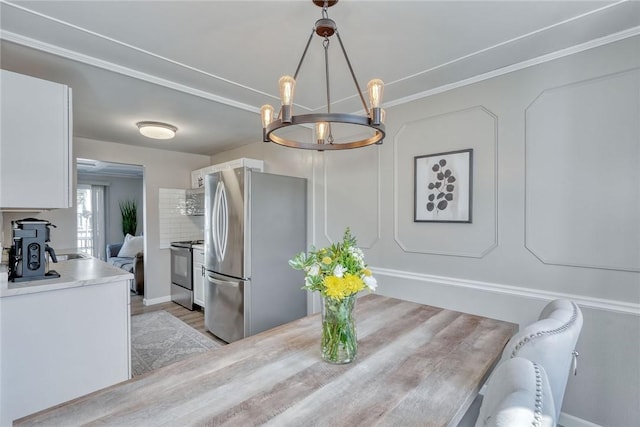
[260,0,385,151]
[136,121,178,140]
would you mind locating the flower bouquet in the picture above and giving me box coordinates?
[289,228,377,363]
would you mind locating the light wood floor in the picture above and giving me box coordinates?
[130,294,227,346]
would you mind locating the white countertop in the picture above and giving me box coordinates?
[0,255,133,298]
[192,244,204,251]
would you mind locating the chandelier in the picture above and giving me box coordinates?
[260,0,385,151]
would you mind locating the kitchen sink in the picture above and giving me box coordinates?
[57,253,91,261]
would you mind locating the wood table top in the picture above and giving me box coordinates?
[17,294,517,427]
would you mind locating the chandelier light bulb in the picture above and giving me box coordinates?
[367,79,384,109]
[279,75,296,123]
[260,104,275,128]
[315,122,329,144]
[279,75,296,106]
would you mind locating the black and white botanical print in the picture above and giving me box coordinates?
[426,158,456,213]
[414,149,473,223]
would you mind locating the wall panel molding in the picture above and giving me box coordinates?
[525,68,640,272]
[393,106,498,258]
[322,147,381,249]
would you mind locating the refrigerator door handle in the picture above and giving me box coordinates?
[211,182,220,261]
[211,181,227,263]
[219,181,228,261]
[206,273,239,288]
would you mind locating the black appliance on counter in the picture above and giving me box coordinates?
[170,240,204,310]
[9,218,60,282]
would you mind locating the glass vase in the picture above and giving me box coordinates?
[321,294,357,364]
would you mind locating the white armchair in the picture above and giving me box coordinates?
[458,299,583,427]
[501,299,583,423]
[475,357,556,427]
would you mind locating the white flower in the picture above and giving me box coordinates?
[333,264,346,278]
[363,275,378,291]
[307,264,320,276]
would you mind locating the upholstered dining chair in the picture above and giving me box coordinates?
[501,299,583,424]
[475,357,556,427]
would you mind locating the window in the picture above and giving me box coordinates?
[77,184,106,259]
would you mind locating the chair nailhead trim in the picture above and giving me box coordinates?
[511,302,579,359]
[531,362,544,427]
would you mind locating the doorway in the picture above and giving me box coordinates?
[76,159,144,260]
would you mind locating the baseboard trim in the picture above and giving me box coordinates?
[559,412,603,427]
[142,295,172,306]
[370,267,639,316]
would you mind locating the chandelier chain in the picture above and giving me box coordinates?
[323,35,335,144]
[323,36,331,114]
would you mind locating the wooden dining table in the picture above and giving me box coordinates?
[17,294,517,427]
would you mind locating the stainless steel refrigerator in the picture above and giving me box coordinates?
[204,167,307,343]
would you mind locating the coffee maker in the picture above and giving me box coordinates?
[8,218,60,282]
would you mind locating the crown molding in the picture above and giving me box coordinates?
[384,26,640,110]
[0,29,261,115]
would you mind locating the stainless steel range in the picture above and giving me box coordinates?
[170,240,203,310]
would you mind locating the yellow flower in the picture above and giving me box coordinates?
[322,256,332,265]
[324,276,344,299]
[363,268,372,277]
[344,274,365,294]
[323,274,365,301]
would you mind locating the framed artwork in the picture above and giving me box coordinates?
[414,149,473,223]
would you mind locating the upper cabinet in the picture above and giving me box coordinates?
[0,70,73,210]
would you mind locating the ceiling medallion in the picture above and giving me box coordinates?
[260,0,385,151]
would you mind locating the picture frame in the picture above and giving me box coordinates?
[414,149,473,223]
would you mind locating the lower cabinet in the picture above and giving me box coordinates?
[0,280,130,425]
[193,248,205,308]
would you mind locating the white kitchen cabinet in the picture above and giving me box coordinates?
[0,277,130,425]
[193,246,205,307]
[0,70,73,209]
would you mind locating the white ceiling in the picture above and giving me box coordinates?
[1,0,639,156]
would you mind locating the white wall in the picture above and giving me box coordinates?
[74,137,210,302]
[211,36,640,427]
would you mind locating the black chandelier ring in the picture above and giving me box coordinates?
[265,113,386,150]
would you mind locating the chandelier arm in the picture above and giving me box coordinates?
[323,38,331,114]
[293,28,317,80]
[334,30,370,115]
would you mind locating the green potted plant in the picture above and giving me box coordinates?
[119,199,138,236]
